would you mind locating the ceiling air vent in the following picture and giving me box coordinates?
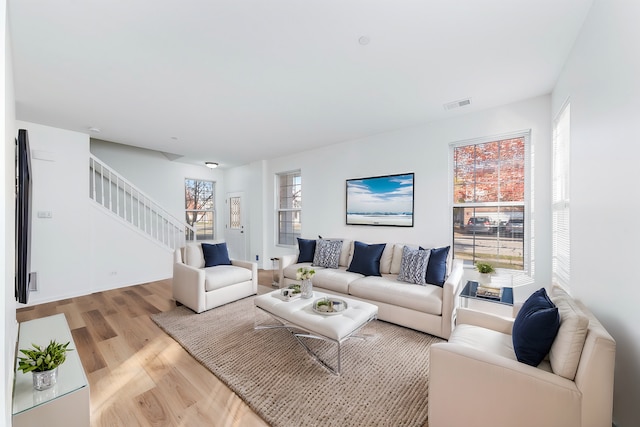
[444,98,472,111]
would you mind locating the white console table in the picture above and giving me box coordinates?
[12,313,90,427]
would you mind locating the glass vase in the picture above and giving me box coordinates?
[33,367,58,391]
[301,279,313,299]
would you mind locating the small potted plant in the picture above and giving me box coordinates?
[17,340,73,390]
[475,262,495,286]
[296,267,316,299]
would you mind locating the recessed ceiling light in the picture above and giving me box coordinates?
[358,36,370,46]
[88,127,101,133]
[205,162,218,169]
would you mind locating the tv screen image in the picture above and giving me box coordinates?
[346,172,414,227]
[15,129,32,304]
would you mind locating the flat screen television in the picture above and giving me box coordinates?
[346,172,414,227]
[15,129,32,304]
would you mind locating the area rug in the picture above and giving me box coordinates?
[151,296,443,427]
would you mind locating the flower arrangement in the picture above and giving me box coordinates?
[296,267,316,281]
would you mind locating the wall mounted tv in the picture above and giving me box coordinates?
[346,172,414,227]
[15,129,32,304]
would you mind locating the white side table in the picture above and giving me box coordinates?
[13,313,90,427]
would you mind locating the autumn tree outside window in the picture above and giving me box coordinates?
[185,179,215,240]
[451,132,529,271]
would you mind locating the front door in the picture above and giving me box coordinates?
[225,192,247,261]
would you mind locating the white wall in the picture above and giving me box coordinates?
[552,1,640,425]
[2,5,17,425]
[16,121,92,304]
[262,95,552,291]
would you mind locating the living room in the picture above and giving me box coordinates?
[2,1,640,426]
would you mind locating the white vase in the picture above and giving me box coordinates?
[478,273,492,286]
[301,279,313,299]
[33,367,58,391]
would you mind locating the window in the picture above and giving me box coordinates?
[553,103,570,288]
[185,179,215,240]
[451,132,529,271]
[276,170,301,245]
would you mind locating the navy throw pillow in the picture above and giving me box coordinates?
[347,241,386,276]
[512,288,561,366]
[297,238,316,263]
[201,242,232,267]
[424,246,450,286]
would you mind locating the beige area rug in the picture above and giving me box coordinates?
[151,296,444,427]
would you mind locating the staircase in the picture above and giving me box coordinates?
[89,155,195,251]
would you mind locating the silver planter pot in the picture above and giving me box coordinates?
[32,367,58,391]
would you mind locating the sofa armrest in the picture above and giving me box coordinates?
[440,258,464,339]
[456,307,515,335]
[231,259,258,293]
[172,262,206,313]
[429,342,581,427]
[278,254,298,286]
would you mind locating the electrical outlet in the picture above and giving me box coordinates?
[256,255,259,261]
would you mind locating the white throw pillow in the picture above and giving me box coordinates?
[549,293,589,380]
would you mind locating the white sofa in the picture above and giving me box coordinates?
[279,239,464,339]
[173,242,258,313]
[429,285,616,427]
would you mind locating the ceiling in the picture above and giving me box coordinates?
[8,0,593,168]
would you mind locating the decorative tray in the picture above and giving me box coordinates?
[312,297,348,315]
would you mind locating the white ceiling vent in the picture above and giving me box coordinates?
[444,98,472,111]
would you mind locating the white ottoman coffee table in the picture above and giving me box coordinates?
[254,290,378,374]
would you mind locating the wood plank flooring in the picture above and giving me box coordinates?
[16,270,279,427]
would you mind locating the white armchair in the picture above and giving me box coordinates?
[173,242,257,313]
[429,285,616,427]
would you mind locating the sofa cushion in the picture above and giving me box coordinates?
[202,242,232,267]
[450,324,519,361]
[297,238,316,263]
[312,267,363,294]
[313,239,343,268]
[283,262,325,281]
[512,288,561,366]
[203,265,252,291]
[349,275,443,315]
[390,244,419,274]
[347,241,386,276]
[549,292,589,380]
[184,243,205,268]
[378,243,394,274]
[425,246,450,287]
[397,246,430,285]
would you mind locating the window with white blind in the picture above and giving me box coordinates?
[553,103,571,289]
[276,170,301,246]
[451,132,530,273]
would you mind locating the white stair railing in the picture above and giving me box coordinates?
[89,155,196,250]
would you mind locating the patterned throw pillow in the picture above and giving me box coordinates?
[312,239,343,269]
[397,246,431,285]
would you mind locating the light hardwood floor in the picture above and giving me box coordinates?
[16,271,278,427]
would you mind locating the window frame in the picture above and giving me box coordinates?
[449,130,533,281]
[184,178,216,241]
[275,170,302,247]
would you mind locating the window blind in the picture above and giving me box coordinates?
[552,103,571,289]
